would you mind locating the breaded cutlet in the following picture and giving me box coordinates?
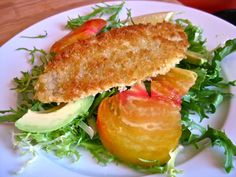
[35,22,189,103]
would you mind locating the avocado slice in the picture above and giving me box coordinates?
[185,50,207,65]
[15,96,94,133]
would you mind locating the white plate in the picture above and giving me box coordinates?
[0,1,236,177]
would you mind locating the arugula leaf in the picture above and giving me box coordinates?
[206,127,236,173]
[128,146,183,177]
[181,115,236,173]
[20,31,48,39]
[0,48,55,123]
[213,39,236,61]
[13,48,54,101]
[129,162,165,174]
[88,87,118,118]
[66,1,133,31]
[0,108,27,123]
[66,1,127,30]
[143,80,151,97]
[176,19,209,56]
[177,19,236,173]
[178,20,236,122]
[189,127,236,173]
[16,47,50,64]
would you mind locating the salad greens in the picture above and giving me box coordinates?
[176,19,209,56]
[66,0,132,31]
[143,80,152,97]
[177,19,236,173]
[0,47,56,124]
[13,117,115,164]
[0,1,236,177]
[20,31,48,39]
[129,146,183,177]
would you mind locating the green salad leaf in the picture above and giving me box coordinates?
[0,108,26,123]
[66,1,132,31]
[213,39,236,61]
[181,126,236,173]
[14,116,115,164]
[178,19,236,173]
[178,20,236,122]
[88,87,118,119]
[129,146,183,177]
[20,31,48,39]
[201,127,236,173]
[143,80,152,97]
[0,47,56,123]
[176,19,209,56]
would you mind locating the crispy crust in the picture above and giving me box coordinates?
[35,23,189,103]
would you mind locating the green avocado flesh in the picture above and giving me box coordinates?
[186,50,207,65]
[15,96,94,133]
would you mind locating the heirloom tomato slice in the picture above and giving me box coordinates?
[97,68,197,166]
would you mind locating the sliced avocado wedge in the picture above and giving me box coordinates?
[15,96,94,133]
[185,50,207,65]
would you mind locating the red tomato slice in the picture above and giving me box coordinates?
[50,19,107,53]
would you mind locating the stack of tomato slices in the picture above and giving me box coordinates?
[97,68,196,166]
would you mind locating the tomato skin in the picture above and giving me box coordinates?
[50,19,107,53]
[97,68,197,166]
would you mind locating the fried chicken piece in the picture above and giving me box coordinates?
[35,22,189,103]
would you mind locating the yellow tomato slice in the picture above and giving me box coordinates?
[97,68,197,166]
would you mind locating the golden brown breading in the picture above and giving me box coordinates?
[35,23,189,103]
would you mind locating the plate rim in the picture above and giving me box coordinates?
[1,1,236,177]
